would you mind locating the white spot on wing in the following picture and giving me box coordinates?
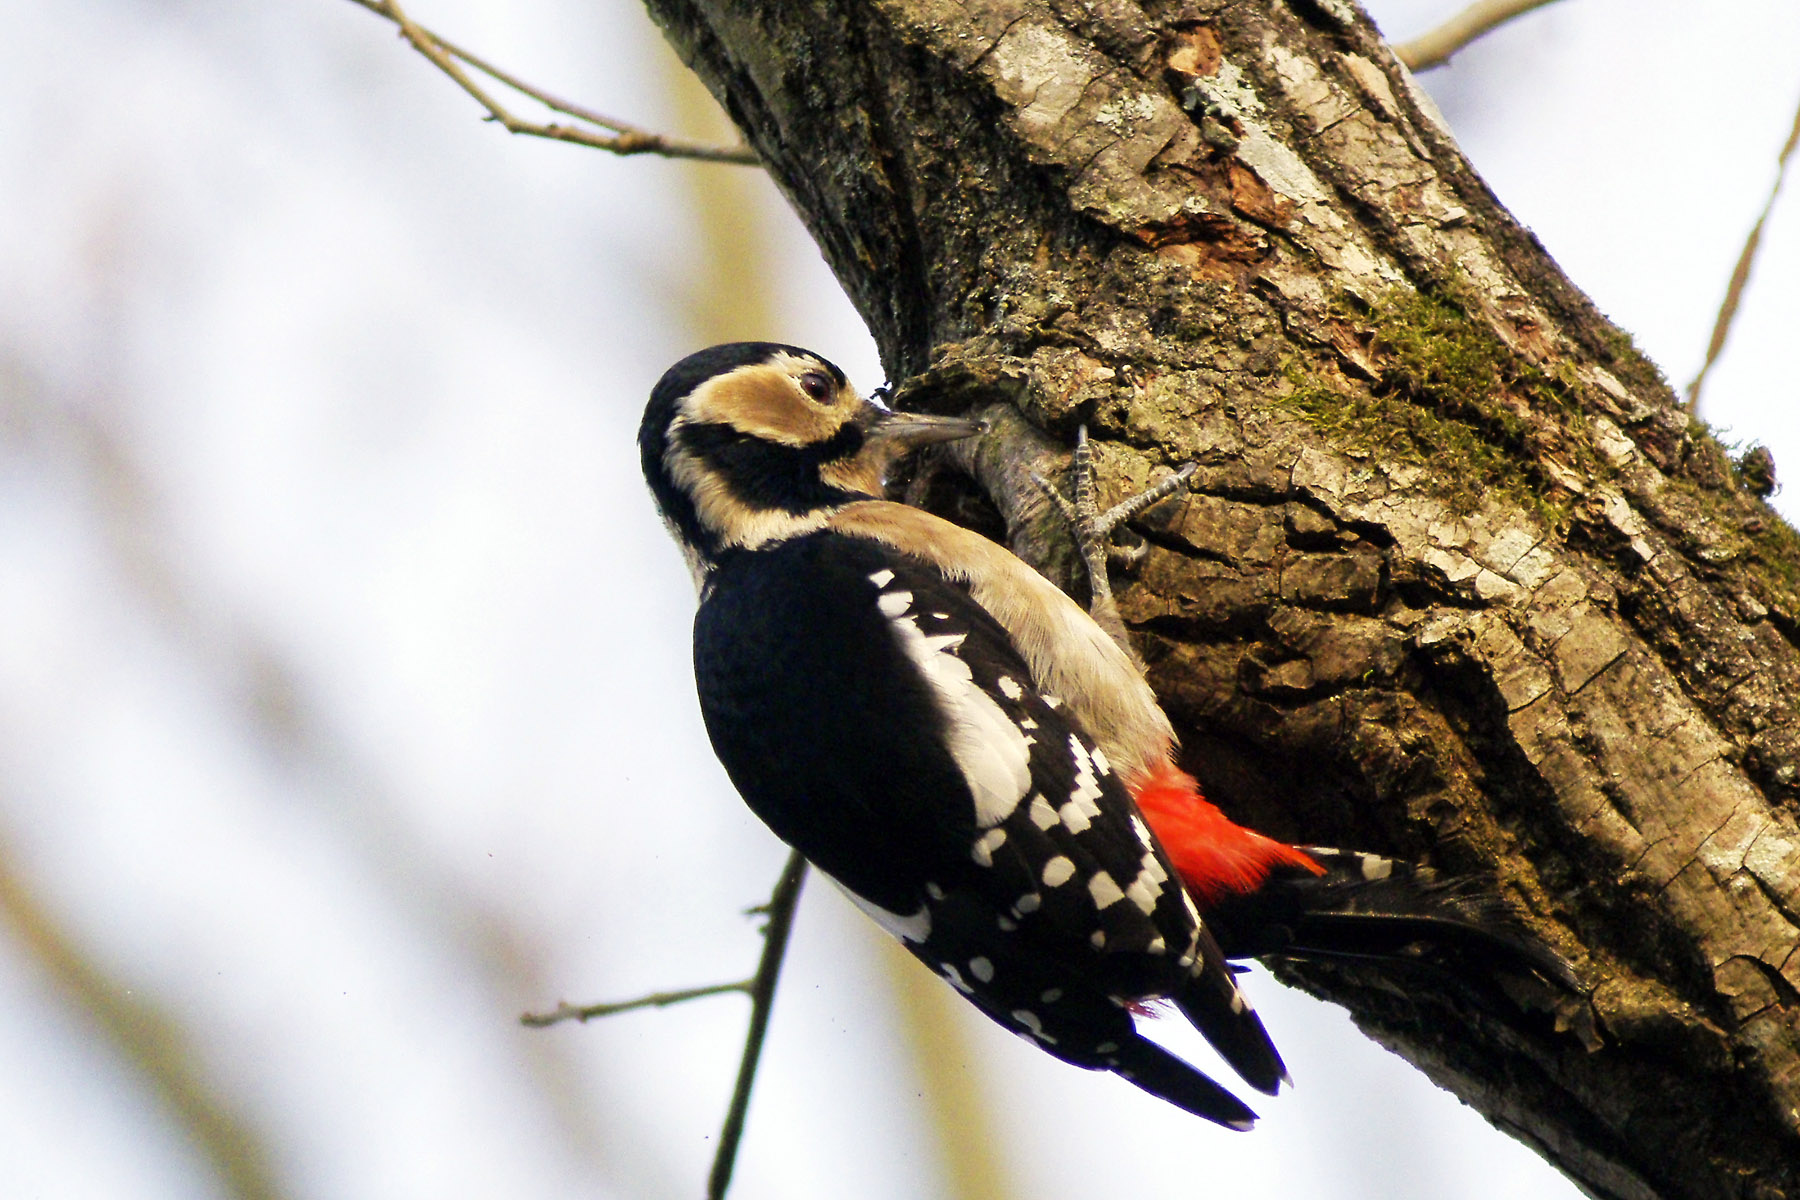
[1014,893,1042,915]
[969,957,995,983]
[1091,746,1112,776]
[1361,853,1394,880]
[1059,801,1095,834]
[996,675,1024,700]
[1064,735,1105,832]
[877,589,913,618]
[941,964,973,994]
[1090,930,1107,948]
[972,827,1007,866]
[1041,856,1076,887]
[1040,988,1062,1003]
[1088,871,1124,909]
[1029,794,1058,830]
[868,569,895,588]
[1130,815,1156,850]
[1011,1009,1056,1044]
[1125,875,1161,915]
[1124,852,1169,915]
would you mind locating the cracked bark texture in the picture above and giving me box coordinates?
[641,1,1800,1196]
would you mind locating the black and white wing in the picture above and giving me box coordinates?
[694,529,1282,1125]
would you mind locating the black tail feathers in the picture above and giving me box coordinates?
[1110,1035,1258,1131]
[1172,931,1289,1096]
[1206,847,1578,988]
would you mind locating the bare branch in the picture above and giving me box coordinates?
[1395,0,1566,71]
[519,980,752,1027]
[518,850,807,1197]
[709,850,807,1200]
[342,0,759,164]
[1686,85,1800,414]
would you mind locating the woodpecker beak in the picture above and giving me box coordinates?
[859,404,987,453]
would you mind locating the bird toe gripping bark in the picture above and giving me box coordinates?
[1032,424,1195,656]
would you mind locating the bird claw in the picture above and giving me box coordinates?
[1034,427,1193,668]
[1034,425,1193,613]
[1108,536,1151,570]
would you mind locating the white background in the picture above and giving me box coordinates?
[0,2,1795,1197]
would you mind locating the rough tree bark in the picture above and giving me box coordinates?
[640,1,1800,1197]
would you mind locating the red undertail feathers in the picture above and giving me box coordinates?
[1129,761,1323,905]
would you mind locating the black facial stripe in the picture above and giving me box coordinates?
[677,420,869,515]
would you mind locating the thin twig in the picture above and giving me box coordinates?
[1686,86,1800,414]
[1395,0,1565,71]
[520,980,753,1027]
[342,0,759,164]
[709,850,808,1200]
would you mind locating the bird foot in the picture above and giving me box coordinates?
[1031,425,1194,649]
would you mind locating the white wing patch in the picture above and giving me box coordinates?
[879,584,1031,829]
[868,569,895,588]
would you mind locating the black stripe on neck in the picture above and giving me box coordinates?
[678,420,870,517]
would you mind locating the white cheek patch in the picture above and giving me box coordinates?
[882,592,1031,830]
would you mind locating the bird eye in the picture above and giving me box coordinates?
[798,370,833,404]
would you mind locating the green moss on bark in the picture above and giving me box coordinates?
[1279,285,1602,527]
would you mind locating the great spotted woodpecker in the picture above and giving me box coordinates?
[640,342,1567,1129]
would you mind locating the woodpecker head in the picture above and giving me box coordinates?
[640,342,983,574]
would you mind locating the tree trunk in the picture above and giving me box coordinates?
[641,1,1800,1196]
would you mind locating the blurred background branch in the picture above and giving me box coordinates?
[1686,85,1800,414]
[0,834,288,1200]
